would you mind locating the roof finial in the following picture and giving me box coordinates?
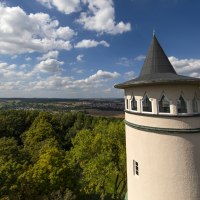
[153,29,156,36]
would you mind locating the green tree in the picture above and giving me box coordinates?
[19,145,70,199]
[69,120,126,200]
[19,112,75,199]
[0,137,26,199]
[22,113,58,161]
[0,110,38,140]
[0,110,126,199]
[48,188,76,200]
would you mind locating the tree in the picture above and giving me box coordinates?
[22,113,58,162]
[19,112,75,199]
[0,110,126,199]
[19,145,71,199]
[69,120,126,200]
[0,110,39,141]
[48,188,76,200]
[0,137,26,199]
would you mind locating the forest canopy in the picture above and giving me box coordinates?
[0,110,126,200]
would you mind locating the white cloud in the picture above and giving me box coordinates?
[0,81,24,90]
[124,71,136,79]
[38,50,59,61]
[11,55,18,59]
[31,76,73,90]
[36,0,52,9]
[77,0,131,35]
[75,39,109,48]
[37,0,131,35]
[0,6,75,55]
[0,61,120,96]
[77,69,84,74]
[116,57,133,67]
[189,72,200,78]
[25,57,32,61]
[117,56,145,67]
[104,88,111,93]
[76,54,84,62]
[0,1,6,7]
[35,58,64,73]
[79,70,119,84]
[20,64,30,68]
[7,64,17,70]
[72,67,84,74]
[169,56,200,74]
[134,55,145,61]
[56,26,77,40]
[32,70,120,90]
[37,0,81,14]
[0,62,8,69]
[34,51,63,74]
[0,62,31,80]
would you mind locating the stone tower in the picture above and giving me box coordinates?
[115,35,200,200]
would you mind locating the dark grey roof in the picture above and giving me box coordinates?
[115,35,200,89]
[140,36,176,76]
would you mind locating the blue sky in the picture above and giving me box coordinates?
[0,0,200,98]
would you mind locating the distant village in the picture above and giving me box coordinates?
[0,98,124,117]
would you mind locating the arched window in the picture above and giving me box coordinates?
[177,95,187,113]
[192,96,198,113]
[159,94,170,113]
[142,94,152,112]
[131,96,137,111]
[126,98,129,110]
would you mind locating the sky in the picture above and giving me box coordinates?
[0,0,200,98]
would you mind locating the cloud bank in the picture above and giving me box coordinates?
[0,6,75,55]
[36,0,131,35]
[169,56,200,77]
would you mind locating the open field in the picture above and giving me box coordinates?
[86,109,124,118]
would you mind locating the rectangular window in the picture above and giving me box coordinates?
[133,160,139,176]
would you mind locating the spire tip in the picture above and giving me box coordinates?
[153,29,156,36]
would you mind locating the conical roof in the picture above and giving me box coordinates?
[115,35,200,89]
[140,35,176,76]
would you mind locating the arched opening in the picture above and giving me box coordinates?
[159,94,170,113]
[192,96,198,113]
[126,98,129,110]
[177,95,187,113]
[131,96,137,111]
[142,94,152,112]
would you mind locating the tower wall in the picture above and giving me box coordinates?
[126,124,200,200]
[125,84,200,200]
